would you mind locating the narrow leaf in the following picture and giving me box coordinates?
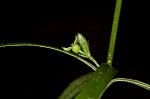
[58,73,92,99]
[75,64,118,99]
[77,33,91,58]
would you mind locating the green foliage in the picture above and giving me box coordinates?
[75,64,117,99]
[0,0,150,98]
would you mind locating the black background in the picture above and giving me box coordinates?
[0,0,150,99]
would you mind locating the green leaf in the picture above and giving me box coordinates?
[77,33,91,58]
[58,73,92,99]
[75,64,118,99]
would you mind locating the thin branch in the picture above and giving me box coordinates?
[110,78,150,90]
[0,43,97,71]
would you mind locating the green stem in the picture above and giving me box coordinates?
[0,43,97,71]
[89,56,100,67]
[109,78,150,91]
[106,0,122,66]
[95,78,150,99]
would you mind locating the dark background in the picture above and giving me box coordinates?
[0,0,150,99]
